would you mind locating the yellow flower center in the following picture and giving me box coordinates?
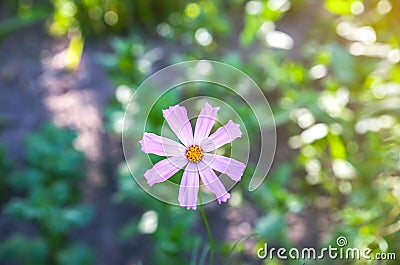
[186,145,204,163]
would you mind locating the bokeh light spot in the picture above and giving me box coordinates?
[185,3,201,19]
[350,1,364,15]
[387,49,400,64]
[332,159,356,179]
[157,23,173,37]
[195,28,213,46]
[104,11,118,25]
[138,211,158,234]
[377,0,392,15]
[265,31,294,50]
[268,0,291,12]
[245,1,263,15]
[310,64,328,80]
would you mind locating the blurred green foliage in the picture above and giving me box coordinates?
[0,124,94,265]
[116,164,201,264]
[100,0,400,264]
[0,146,12,203]
[48,0,186,37]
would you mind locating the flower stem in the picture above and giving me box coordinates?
[199,192,214,265]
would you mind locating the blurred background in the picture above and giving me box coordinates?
[0,0,399,264]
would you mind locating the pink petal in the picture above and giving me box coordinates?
[198,161,230,204]
[201,120,242,152]
[203,153,245,182]
[178,163,199,210]
[194,102,219,145]
[162,105,194,147]
[144,156,188,186]
[139,133,186,157]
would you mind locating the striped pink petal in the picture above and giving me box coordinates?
[198,161,230,204]
[178,163,199,210]
[194,102,219,145]
[162,105,194,147]
[144,156,188,186]
[203,153,245,182]
[139,133,186,156]
[201,120,242,152]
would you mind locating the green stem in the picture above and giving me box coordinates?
[199,192,214,265]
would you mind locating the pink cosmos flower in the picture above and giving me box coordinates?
[139,102,246,210]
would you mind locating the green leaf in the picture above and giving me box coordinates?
[0,236,48,265]
[271,163,293,186]
[8,169,44,192]
[223,233,258,265]
[119,218,140,240]
[329,44,358,85]
[324,0,354,15]
[327,133,347,159]
[0,8,48,39]
[255,212,286,240]
[240,15,261,46]
[57,244,94,265]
